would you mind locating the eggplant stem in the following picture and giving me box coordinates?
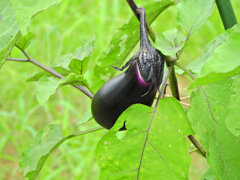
[126,0,156,42]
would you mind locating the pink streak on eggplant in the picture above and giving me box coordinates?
[91,61,156,129]
[136,65,151,86]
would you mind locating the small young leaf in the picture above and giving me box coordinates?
[20,124,63,180]
[51,37,95,75]
[36,77,62,105]
[155,28,185,57]
[15,32,35,50]
[96,98,192,179]
[187,76,240,179]
[26,71,52,82]
[61,73,89,88]
[0,0,19,67]
[177,0,214,33]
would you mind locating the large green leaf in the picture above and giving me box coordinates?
[0,0,19,67]
[96,98,192,179]
[177,0,214,33]
[20,124,102,180]
[189,31,240,89]
[91,0,176,92]
[10,0,62,36]
[187,76,240,179]
[187,24,240,75]
[20,124,63,180]
[0,0,64,67]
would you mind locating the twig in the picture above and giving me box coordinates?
[175,62,220,157]
[7,57,29,62]
[166,57,208,157]
[126,0,156,42]
[47,126,103,161]
[65,126,103,139]
[175,62,196,79]
[11,46,94,99]
[177,25,194,59]
[137,67,172,179]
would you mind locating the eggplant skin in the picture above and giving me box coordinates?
[91,61,156,129]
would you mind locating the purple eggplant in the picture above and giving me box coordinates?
[91,7,165,129]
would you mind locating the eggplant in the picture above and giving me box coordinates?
[91,7,165,129]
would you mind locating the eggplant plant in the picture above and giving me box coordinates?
[91,7,165,129]
[2,0,239,179]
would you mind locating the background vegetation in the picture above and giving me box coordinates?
[0,0,239,179]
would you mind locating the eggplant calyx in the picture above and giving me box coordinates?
[137,7,165,93]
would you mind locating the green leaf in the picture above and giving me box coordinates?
[74,109,93,126]
[26,71,52,82]
[52,37,95,75]
[36,77,62,105]
[154,28,186,57]
[16,32,35,50]
[91,0,176,92]
[96,98,192,179]
[0,0,19,67]
[187,76,240,179]
[61,73,89,88]
[201,168,217,180]
[189,32,240,89]
[10,0,62,36]
[177,0,214,33]
[187,24,240,74]
[20,124,64,180]
[1,0,64,67]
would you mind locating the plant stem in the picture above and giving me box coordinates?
[12,47,94,99]
[168,64,207,157]
[188,135,206,157]
[215,0,238,30]
[168,65,180,100]
[126,0,156,42]
[64,126,103,140]
[175,62,196,79]
[6,57,29,62]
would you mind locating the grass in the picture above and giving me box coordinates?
[0,0,239,179]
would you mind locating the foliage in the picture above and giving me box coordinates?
[96,99,193,179]
[0,0,240,179]
[188,76,240,179]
